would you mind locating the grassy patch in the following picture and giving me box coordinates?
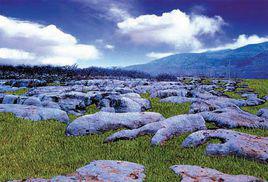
[224,91,243,99]
[5,88,28,95]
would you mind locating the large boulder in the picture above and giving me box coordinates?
[0,104,69,123]
[66,111,164,136]
[182,129,268,163]
[105,114,207,145]
[2,95,19,104]
[160,96,198,104]
[23,97,42,107]
[201,106,268,129]
[9,160,146,182]
[170,165,263,182]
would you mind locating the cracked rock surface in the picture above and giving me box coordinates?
[105,114,207,145]
[10,160,145,182]
[66,111,164,136]
[201,106,268,129]
[0,104,69,123]
[182,129,268,163]
[170,165,264,182]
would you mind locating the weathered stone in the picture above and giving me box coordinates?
[160,96,198,104]
[9,160,145,182]
[182,129,268,163]
[150,89,188,99]
[170,165,264,182]
[257,108,268,119]
[201,106,268,129]
[66,111,164,136]
[42,100,61,109]
[105,114,206,145]
[189,97,246,114]
[2,94,19,104]
[23,97,42,107]
[0,104,69,123]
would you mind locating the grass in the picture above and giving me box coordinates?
[4,88,28,95]
[0,81,268,181]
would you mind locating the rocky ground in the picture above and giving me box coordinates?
[0,77,267,181]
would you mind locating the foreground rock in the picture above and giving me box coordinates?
[0,104,69,123]
[66,111,164,136]
[105,114,207,145]
[182,129,268,163]
[10,160,145,182]
[201,106,268,129]
[170,165,264,182]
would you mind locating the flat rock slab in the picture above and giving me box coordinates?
[105,114,207,145]
[9,160,145,182]
[160,96,198,104]
[182,129,268,163]
[66,111,164,136]
[201,106,268,129]
[170,165,264,182]
[0,104,69,123]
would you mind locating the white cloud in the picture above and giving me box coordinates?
[105,44,115,50]
[117,9,224,51]
[0,15,100,66]
[146,52,174,59]
[73,0,132,22]
[0,48,35,60]
[197,34,268,53]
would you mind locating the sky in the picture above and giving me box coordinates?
[0,0,268,67]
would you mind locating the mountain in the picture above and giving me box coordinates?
[125,42,268,78]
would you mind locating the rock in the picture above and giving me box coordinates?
[170,165,264,182]
[189,97,246,114]
[257,108,268,119]
[23,97,42,107]
[2,94,19,104]
[242,93,265,106]
[150,89,188,99]
[42,100,61,109]
[263,95,268,101]
[9,160,146,182]
[66,111,164,136]
[201,106,268,129]
[0,104,69,123]
[182,129,268,163]
[105,114,207,145]
[122,93,151,111]
[112,97,142,113]
[160,96,198,104]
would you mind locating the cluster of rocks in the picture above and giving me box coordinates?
[10,160,264,182]
[1,77,268,181]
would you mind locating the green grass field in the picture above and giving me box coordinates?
[0,79,267,181]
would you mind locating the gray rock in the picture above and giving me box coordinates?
[201,106,268,129]
[0,104,69,123]
[189,97,246,114]
[66,111,164,136]
[150,89,188,99]
[9,160,145,182]
[182,129,268,163]
[42,101,61,109]
[160,96,198,104]
[257,108,268,119]
[2,94,19,104]
[105,114,206,145]
[23,97,42,107]
[170,165,264,182]
[263,95,268,101]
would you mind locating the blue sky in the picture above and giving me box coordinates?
[0,0,268,67]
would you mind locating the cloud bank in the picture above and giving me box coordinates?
[0,15,100,66]
[118,9,224,51]
[146,52,174,59]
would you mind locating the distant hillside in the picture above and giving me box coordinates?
[125,42,268,78]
